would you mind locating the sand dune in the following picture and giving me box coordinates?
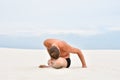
[0,48,120,80]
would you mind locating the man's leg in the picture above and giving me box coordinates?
[39,57,67,69]
[50,57,67,69]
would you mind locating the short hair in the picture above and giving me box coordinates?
[49,46,60,59]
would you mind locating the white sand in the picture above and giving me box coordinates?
[0,48,120,80]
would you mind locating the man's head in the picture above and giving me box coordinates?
[49,46,60,59]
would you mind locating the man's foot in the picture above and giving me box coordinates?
[39,65,49,68]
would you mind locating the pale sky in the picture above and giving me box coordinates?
[0,0,120,36]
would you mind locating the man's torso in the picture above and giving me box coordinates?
[44,39,72,58]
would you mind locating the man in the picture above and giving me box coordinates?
[39,38,87,69]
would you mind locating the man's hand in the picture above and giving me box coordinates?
[82,65,87,68]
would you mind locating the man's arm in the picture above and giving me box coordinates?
[71,48,87,68]
[60,41,87,68]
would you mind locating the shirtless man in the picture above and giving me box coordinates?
[39,38,87,68]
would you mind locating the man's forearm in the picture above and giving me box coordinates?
[77,50,87,68]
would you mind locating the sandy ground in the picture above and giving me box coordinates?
[0,48,120,80]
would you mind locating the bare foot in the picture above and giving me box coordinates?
[39,65,49,68]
